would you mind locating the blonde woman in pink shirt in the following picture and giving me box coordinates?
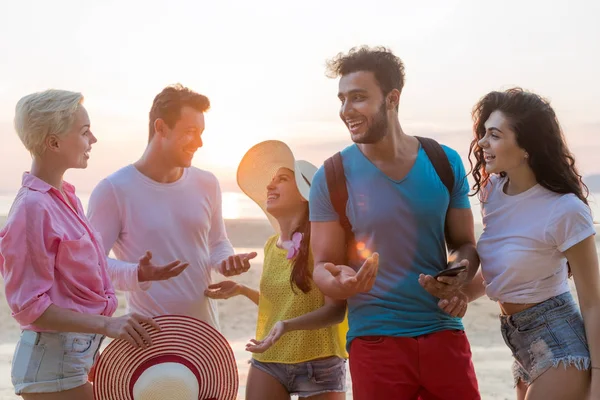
[0,89,188,399]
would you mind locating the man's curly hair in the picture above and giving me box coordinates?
[326,45,406,109]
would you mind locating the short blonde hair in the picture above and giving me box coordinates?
[14,89,84,156]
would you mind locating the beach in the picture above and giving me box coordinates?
[0,217,598,399]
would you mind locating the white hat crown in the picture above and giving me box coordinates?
[133,363,199,400]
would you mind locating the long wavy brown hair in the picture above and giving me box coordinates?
[289,205,312,294]
[468,87,588,205]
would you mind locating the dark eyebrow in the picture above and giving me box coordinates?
[338,89,368,98]
[487,127,503,134]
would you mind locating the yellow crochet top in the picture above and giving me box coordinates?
[253,234,348,364]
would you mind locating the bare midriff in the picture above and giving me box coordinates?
[499,301,540,316]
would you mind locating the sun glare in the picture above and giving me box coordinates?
[221,192,241,219]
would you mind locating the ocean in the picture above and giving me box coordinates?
[1,191,599,224]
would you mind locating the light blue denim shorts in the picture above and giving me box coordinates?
[249,356,346,397]
[11,330,104,394]
[499,291,590,386]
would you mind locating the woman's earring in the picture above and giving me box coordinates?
[524,152,529,159]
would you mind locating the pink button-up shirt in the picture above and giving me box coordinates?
[0,173,118,331]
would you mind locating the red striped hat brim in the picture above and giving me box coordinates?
[93,315,238,400]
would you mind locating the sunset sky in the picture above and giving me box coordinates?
[1,0,599,218]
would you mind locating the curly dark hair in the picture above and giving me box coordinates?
[469,87,588,205]
[325,45,406,110]
[148,83,210,141]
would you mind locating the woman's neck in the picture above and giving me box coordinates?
[504,167,537,195]
[30,158,65,189]
[276,211,306,242]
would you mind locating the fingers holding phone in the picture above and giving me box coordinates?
[418,261,469,301]
[433,264,467,280]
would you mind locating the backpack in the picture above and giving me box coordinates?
[323,136,455,264]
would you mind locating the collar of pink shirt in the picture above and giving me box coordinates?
[22,172,76,195]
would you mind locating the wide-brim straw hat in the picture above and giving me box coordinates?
[93,315,238,400]
[237,140,317,233]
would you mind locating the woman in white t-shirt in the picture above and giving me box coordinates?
[422,88,599,399]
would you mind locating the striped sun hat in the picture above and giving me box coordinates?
[93,315,238,400]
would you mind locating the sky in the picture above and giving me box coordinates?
[1,0,599,201]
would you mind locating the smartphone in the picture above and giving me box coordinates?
[433,265,467,279]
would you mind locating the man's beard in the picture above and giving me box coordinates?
[351,102,388,144]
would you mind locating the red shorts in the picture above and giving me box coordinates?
[349,330,480,400]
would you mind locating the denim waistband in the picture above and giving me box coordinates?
[500,292,575,328]
[20,330,104,347]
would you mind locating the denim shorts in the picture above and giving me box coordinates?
[249,356,346,397]
[11,330,104,394]
[499,291,590,386]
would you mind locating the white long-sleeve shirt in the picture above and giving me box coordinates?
[87,165,234,330]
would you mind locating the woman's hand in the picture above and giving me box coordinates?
[102,313,161,349]
[245,321,287,353]
[204,280,243,300]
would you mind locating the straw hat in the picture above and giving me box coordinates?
[237,140,317,233]
[93,315,238,400]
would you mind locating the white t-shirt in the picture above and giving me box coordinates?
[87,165,234,330]
[477,175,595,304]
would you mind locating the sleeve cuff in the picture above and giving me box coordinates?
[309,214,339,222]
[558,227,596,253]
[128,264,152,292]
[209,245,234,273]
[107,258,152,292]
[128,263,152,292]
[13,295,53,326]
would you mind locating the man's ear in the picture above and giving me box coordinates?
[154,118,167,137]
[387,89,400,110]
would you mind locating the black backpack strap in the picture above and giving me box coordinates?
[416,136,454,195]
[324,152,356,264]
[416,136,456,254]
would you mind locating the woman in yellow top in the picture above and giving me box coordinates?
[206,140,348,399]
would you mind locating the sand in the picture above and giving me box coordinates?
[0,218,598,399]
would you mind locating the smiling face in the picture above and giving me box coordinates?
[265,167,306,217]
[478,110,529,175]
[338,71,390,144]
[158,106,205,168]
[53,105,97,169]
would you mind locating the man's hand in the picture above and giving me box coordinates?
[246,321,287,353]
[419,259,470,318]
[204,280,243,300]
[137,251,189,282]
[419,259,469,297]
[219,252,257,277]
[323,253,379,298]
[436,293,469,318]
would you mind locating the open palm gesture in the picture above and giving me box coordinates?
[137,251,188,282]
[204,280,243,300]
[246,321,287,353]
[324,252,379,298]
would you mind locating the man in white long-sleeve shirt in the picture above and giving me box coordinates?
[88,84,255,331]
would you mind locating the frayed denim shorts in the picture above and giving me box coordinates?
[499,291,590,386]
[11,330,104,394]
[249,356,346,397]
